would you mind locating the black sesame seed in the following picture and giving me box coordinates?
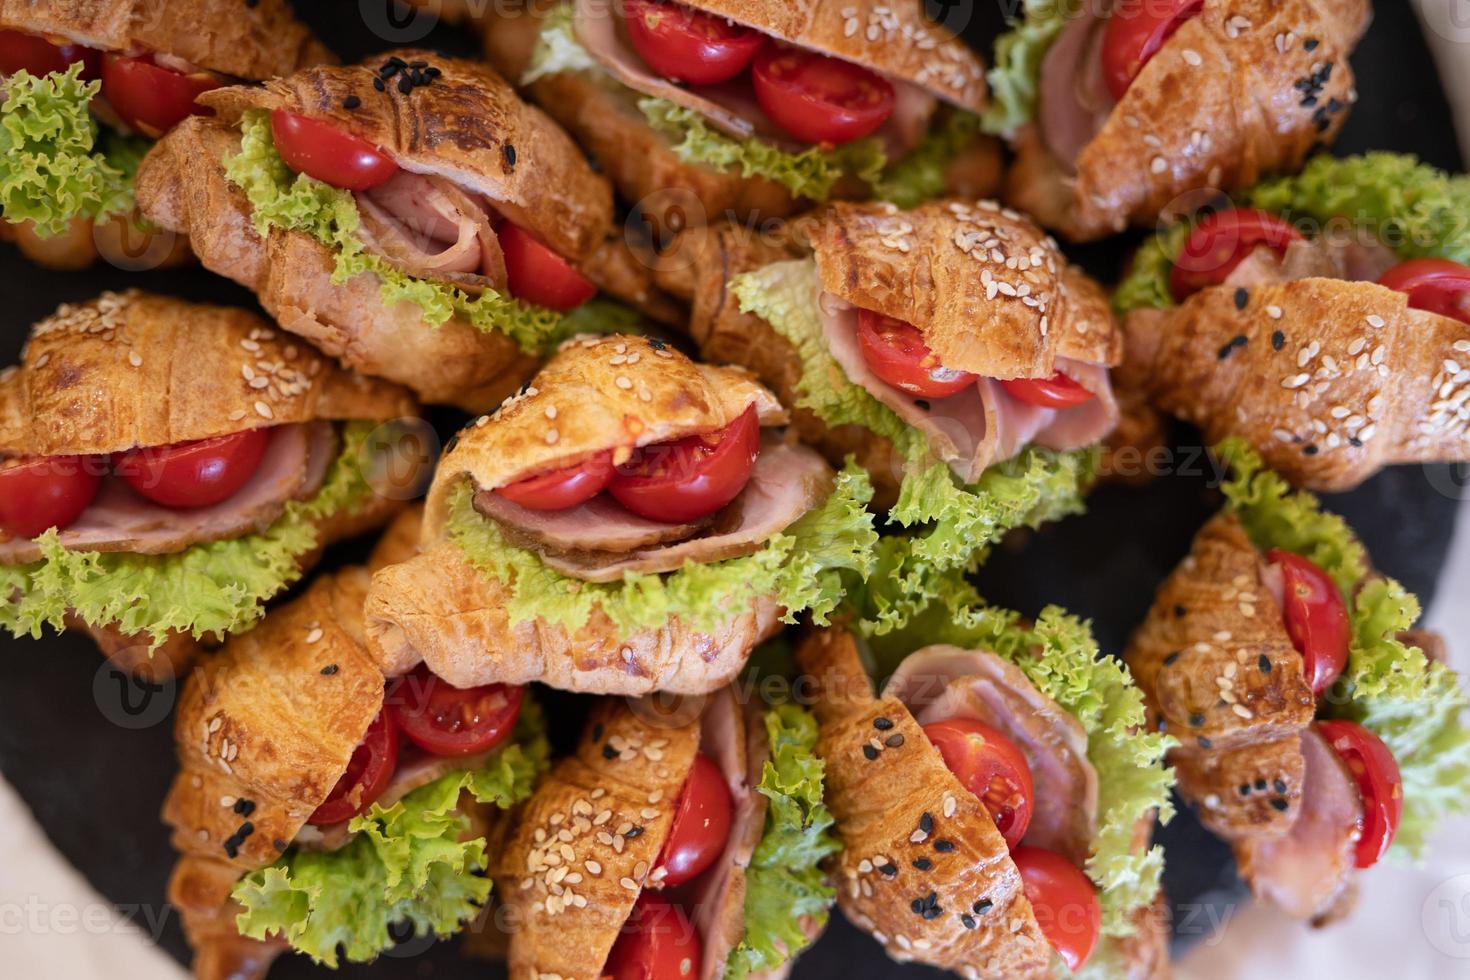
[1349,436,1363,448]
[886,734,905,748]
[922,906,942,920]
[1189,713,1206,727]
[373,76,385,92]
[911,897,925,914]
[603,743,618,760]
[1174,605,1187,618]
[919,812,934,835]
[1259,655,1272,674]
[878,863,898,877]
[503,144,517,168]
[320,664,339,675]
[1238,784,1251,796]
[272,838,289,854]
[1274,779,1288,794]
[1163,651,1181,667]
[410,60,428,69]
[625,826,644,839]
[647,337,666,350]
[1198,736,1213,748]
[1234,288,1249,310]
[398,75,413,94]
[934,839,955,853]
[426,66,442,78]
[1218,334,1248,360]
[380,62,400,77]
[234,798,256,817]
[342,95,361,110]
[913,857,932,871]
[874,717,894,731]
[1272,330,1286,351]
[973,898,992,914]
[1157,717,1167,732]
[1270,797,1289,812]
[223,839,239,859]
[1304,38,1320,51]
[245,0,259,8]
[863,744,879,761]
[914,399,930,411]
[1255,779,1267,791]
[961,914,977,929]
[1303,444,1319,456]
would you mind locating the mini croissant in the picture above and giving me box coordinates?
[1125,277,1470,491]
[1004,0,1370,241]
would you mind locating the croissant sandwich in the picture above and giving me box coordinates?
[134,49,675,409]
[794,587,1172,978]
[655,197,1120,631]
[163,519,551,979]
[0,290,419,677]
[492,683,837,979]
[364,332,878,695]
[0,0,331,268]
[1114,153,1470,491]
[1124,440,1470,924]
[987,0,1370,241]
[480,0,1000,231]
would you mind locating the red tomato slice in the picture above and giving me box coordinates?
[388,664,523,758]
[1266,549,1350,698]
[308,708,400,825]
[1315,720,1403,869]
[856,308,977,399]
[498,221,598,311]
[922,719,1035,848]
[1378,257,1470,325]
[1011,845,1101,972]
[270,109,399,191]
[1170,208,1304,302]
[653,754,733,887]
[100,53,221,138]
[0,455,101,538]
[624,0,763,86]
[0,29,99,79]
[1100,0,1204,100]
[114,427,270,510]
[496,450,615,511]
[751,44,894,146]
[999,372,1097,409]
[603,895,703,980]
[609,403,760,523]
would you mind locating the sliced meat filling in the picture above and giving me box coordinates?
[1235,727,1362,919]
[884,644,1099,865]
[1224,236,1401,290]
[356,170,508,290]
[0,421,338,564]
[818,294,1118,484]
[1037,6,1112,171]
[475,434,832,584]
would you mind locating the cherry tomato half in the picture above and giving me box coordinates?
[609,403,760,523]
[1378,257,1470,325]
[999,372,1097,409]
[114,427,270,510]
[496,450,615,511]
[270,109,399,191]
[1011,845,1101,972]
[1267,549,1350,698]
[751,44,894,146]
[388,664,523,758]
[0,29,99,79]
[100,53,221,138]
[1170,208,1305,302]
[309,708,400,825]
[1100,0,1204,100]
[1315,720,1403,869]
[624,0,763,86]
[856,308,977,399]
[498,221,598,311]
[922,719,1035,848]
[603,895,703,980]
[0,455,101,538]
[653,754,733,887]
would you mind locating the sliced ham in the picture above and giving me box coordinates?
[884,644,1099,866]
[819,294,1116,484]
[0,421,337,564]
[1236,727,1362,919]
[476,491,709,555]
[1224,236,1401,289]
[356,171,507,289]
[1037,7,1112,170]
[519,436,833,584]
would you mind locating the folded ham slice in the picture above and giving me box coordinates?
[1224,236,1401,290]
[481,435,832,584]
[818,294,1117,484]
[356,171,508,289]
[884,644,1099,866]
[1037,6,1112,172]
[0,421,337,564]
[1235,727,1362,921]
[476,492,710,555]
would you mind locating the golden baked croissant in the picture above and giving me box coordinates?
[0,291,417,676]
[998,0,1370,241]
[134,51,672,410]
[0,0,332,268]
[364,332,876,695]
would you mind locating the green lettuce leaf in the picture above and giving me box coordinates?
[982,0,1081,136]
[233,702,550,966]
[724,704,839,979]
[1114,153,1470,313]
[522,2,604,84]
[225,110,567,353]
[445,462,877,637]
[0,65,139,236]
[870,110,984,209]
[730,258,1094,633]
[866,575,1175,935]
[0,422,379,648]
[1218,438,1470,856]
[640,98,887,202]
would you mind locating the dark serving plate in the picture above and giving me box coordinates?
[0,5,1461,978]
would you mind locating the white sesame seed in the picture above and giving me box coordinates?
[305,627,323,644]
[1366,314,1386,329]
[1181,48,1202,66]
[1267,305,1284,319]
[254,401,273,419]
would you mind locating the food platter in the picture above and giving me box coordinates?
[0,4,1463,978]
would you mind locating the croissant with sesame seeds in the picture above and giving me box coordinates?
[997,0,1371,242]
[1123,276,1470,491]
